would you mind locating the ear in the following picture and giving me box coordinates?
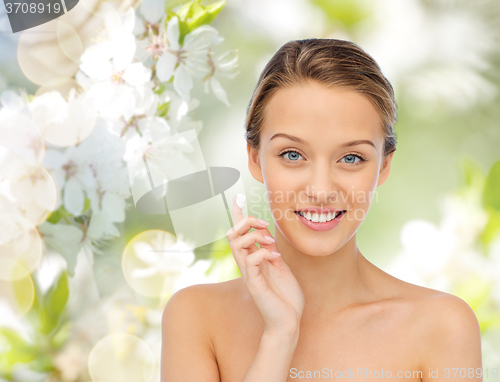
[247,143,264,184]
[377,151,394,187]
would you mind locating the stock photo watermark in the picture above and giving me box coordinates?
[3,0,77,33]
[290,367,498,379]
[246,186,379,222]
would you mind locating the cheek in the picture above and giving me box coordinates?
[264,161,296,196]
[263,163,299,221]
[342,171,378,222]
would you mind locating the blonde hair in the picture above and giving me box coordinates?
[244,39,398,157]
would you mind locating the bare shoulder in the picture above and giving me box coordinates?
[391,278,480,333]
[162,278,244,331]
[383,275,482,369]
[384,274,480,332]
[161,278,244,381]
[410,285,481,346]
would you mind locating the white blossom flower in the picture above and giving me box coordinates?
[0,108,44,165]
[0,108,56,223]
[139,0,165,25]
[106,81,171,142]
[155,16,218,101]
[42,145,96,217]
[29,88,98,147]
[42,121,130,230]
[79,7,152,120]
[81,7,137,78]
[0,161,56,224]
[157,89,202,137]
[203,42,239,107]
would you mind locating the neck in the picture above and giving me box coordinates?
[275,228,376,323]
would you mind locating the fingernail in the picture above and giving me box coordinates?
[264,235,275,243]
[271,251,281,256]
[258,219,269,226]
[236,193,246,209]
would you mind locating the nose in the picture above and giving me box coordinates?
[305,160,338,204]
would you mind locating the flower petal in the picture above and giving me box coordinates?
[166,16,180,51]
[64,177,84,216]
[123,63,152,86]
[79,42,113,80]
[156,52,177,83]
[122,7,136,34]
[183,25,218,52]
[173,65,193,101]
[140,0,165,24]
[112,33,136,72]
[210,76,230,107]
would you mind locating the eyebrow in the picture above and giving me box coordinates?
[269,133,375,149]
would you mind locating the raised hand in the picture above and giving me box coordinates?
[226,194,305,336]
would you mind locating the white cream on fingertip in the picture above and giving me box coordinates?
[236,193,246,209]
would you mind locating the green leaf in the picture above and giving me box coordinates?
[153,83,167,95]
[0,327,37,368]
[83,197,91,213]
[188,1,225,30]
[178,19,191,44]
[483,160,500,212]
[46,204,73,224]
[41,271,69,335]
[188,1,206,24]
[175,0,194,21]
[51,321,72,350]
[46,209,62,224]
[74,216,85,224]
[11,274,35,320]
[165,0,186,8]
[157,101,171,117]
[173,0,226,43]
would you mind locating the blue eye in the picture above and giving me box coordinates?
[340,154,366,164]
[279,150,367,164]
[280,150,304,162]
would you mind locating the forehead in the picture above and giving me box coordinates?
[261,81,384,145]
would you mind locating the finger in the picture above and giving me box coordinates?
[245,248,281,281]
[226,214,269,241]
[232,230,279,256]
[231,230,280,281]
[231,194,244,226]
[230,231,268,276]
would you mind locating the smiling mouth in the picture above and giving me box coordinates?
[294,210,345,223]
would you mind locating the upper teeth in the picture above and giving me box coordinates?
[299,211,341,222]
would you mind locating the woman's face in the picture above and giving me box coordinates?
[247,80,394,256]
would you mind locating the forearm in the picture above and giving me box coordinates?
[242,330,299,382]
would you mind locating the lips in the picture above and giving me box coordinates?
[294,210,345,219]
[294,208,345,231]
[294,207,345,215]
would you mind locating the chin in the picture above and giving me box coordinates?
[300,240,344,257]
